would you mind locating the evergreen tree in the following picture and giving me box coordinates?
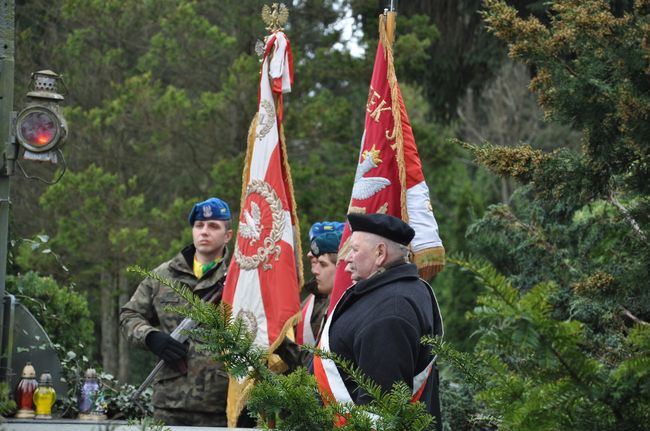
[445,1,650,429]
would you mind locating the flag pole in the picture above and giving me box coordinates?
[385,0,397,46]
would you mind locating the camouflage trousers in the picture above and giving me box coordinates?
[153,407,228,427]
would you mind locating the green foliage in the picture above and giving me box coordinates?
[453,15,650,428]
[473,0,650,315]
[56,346,152,419]
[5,271,94,354]
[440,257,650,430]
[38,164,158,270]
[459,141,549,184]
[482,0,650,199]
[349,1,551,121]
[247,368,334,430]
[438,374,496,431]
[0,382,16,417]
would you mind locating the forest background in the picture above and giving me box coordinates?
[5,0,649,429]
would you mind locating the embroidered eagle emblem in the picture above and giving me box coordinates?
[351,143,391,200]
[239,201,263,245]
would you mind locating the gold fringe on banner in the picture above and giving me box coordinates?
[414,247,446,281]
[379,13,408,223]
[279,122,304,288]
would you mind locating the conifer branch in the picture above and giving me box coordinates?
[620,307,650,326]
[422,336,484,388]
[449,258,592,394]
[127,266,273,382]
[607,192,647,241]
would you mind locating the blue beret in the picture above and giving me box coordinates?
[188,197,231,225]
[347,213,414,246]
[309,221,345,242]
[310,231,343,257]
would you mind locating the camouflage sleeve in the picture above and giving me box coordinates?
[119,275,160,348]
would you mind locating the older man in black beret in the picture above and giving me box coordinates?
[313,213,443,431]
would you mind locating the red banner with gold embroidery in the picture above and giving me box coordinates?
[328,14,444,312]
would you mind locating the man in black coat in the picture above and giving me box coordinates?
[313,213,443,431]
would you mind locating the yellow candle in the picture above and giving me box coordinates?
[33,373,56,418]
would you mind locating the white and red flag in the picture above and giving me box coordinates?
[222,29,301,425]
[328,14,445,313]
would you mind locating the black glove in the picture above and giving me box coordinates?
[145,331,188,371]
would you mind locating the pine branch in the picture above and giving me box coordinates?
[620,307,650,327]
[311,347,436,431]
[127,266,273,382]
[449,258,595,394]
[422,336,485,389]
[607,192,647,241]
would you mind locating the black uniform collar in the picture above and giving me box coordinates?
[180,244,197,268]
[350,261,418,294]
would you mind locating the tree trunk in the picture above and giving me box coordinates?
[117,271,130,382]
[100,270,119,376]
[501,177,511,204]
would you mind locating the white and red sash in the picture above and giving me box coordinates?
[296,293,317,346]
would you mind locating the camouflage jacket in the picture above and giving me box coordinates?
[120,244,229,414]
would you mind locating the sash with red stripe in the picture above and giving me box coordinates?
[295,293,316,346]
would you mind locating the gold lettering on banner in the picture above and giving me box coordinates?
[369,99,391,122]
[386,126,396,141]
[366,87,380,112]
[366,86,391,123]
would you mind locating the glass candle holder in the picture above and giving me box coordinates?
[14,362,38,419]
[33,372,56,419]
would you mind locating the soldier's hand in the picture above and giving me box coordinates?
[145,331,189,371]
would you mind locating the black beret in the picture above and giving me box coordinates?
[347,213,415,246]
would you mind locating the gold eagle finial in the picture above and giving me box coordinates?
[262,3,289,33]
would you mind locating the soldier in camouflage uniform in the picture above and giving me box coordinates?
[120,197,233,426]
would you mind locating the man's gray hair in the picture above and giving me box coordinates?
[365,232,410,265]
[384,237,411,265]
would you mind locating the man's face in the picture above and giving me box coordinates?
[192,219,233,259]
[307,251,318,275]
[344,232,380,281]
[312,254,336,295]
